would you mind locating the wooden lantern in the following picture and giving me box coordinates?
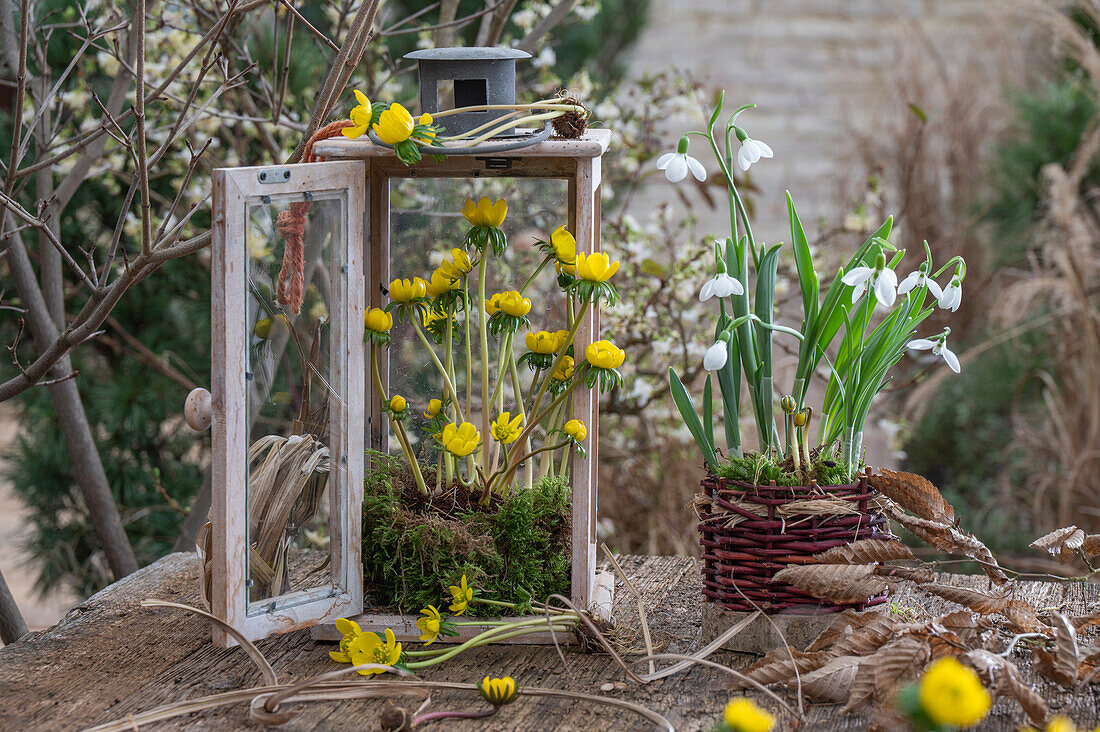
[307,129,614,644]
[199,131,612,646]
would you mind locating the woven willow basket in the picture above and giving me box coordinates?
[697,470,892,614]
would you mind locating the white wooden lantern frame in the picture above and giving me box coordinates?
[209,131,612,647]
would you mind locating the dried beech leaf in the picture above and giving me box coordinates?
[732,649,835,689]
[772,564,888,604]
[1080,649,1100,684]
[1082,534,1100,556]
[965,649,1047,726]
[874,565,935,584]
[1003,601,1048,634]
[931,611,994,647]
[869,703,911,732]
[841,634,931,714]
[868,469,954,523]
[814,539,915,565]
[1030,526,1087,564]
[1052,613,1080,686]
[1073,610,1100,631]
[884,504,1009,583]
[794,656,863,702]
[919,584,1011,614]
[806,609,871,653]
[832,616,912,657]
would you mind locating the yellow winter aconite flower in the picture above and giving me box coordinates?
[575,251,620,283]
[438,248,473,281]
[449,574,473,615]
[365,307,393,333]
[416,112,436,142]
[425,267,461,298]
[525,330,559,355]
[389,395,407,413]
[416,605,442,645]
[550,225,576,274]
[441,422,480,457]
[552,355,575,381]
[329,617,363,663]
[390,277,427,303]
[424,398,443,419]
[553,330,570,352]
[919,657,991,729]
[349,627,402,675]
[478,676,517,707]
[723,697,775,732]
[585,339,626,369]
[564,419,587,442]
[497,290,532,317]
[462,196,507,228]
[491,412,524,444]
[485,292,503,315]
[253,317,273,339]
[342,90,372,139]
[373,102,415,144]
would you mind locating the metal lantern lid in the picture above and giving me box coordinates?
[404,47,531,137]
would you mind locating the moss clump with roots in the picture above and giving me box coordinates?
[713,448,856,487]
[361,451,572,615]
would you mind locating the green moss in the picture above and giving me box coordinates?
[713,450,856,487]
[361,452,571,616]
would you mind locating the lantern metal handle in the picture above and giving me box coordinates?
[367,121,552,156]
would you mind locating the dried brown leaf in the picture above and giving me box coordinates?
[1082,534,1100,556]
[965,649,1047,726]
[1030,526,1087,564]
[841,634,931,714]
[806,609,873,652]
[1003,602,1049,634]
[813,539,915,565]
[884,504,1009,583]
[732,649,836,689]
[930,610,994,647]
[772,564,888,604]
[1073,609,1100,631]
[874,565,936,584]
[868,469,954,523]
[832,616,912,657]
[793,656,862,702]
[919,584,1011,614]
[1052,613,1080,685]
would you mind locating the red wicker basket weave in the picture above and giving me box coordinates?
[698,471,892,614]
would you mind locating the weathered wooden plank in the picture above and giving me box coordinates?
[1,553,1098,731]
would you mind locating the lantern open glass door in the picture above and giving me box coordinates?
[208,161,365,646]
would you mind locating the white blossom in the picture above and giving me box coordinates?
[908,332,960,373]
[656,151,706,183]
[698,272,744,301]
[842,265,898,308]
[736,137,773,171]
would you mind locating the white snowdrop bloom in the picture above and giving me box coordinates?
[736,137,773,172]
[841,265,898,309]
[698,272,744,302]
[703,340,728,371]
[897,269,944,299]
[938,277,963,312]
[656,150,706,183]
[908,332,961,373]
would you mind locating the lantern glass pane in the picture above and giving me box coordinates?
[243,192,348,614]
[383,178,571,482]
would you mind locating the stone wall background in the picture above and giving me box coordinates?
[622,0,1034,244]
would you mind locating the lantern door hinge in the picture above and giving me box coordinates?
[478,157,512,170]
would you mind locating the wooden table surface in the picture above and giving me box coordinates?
[1,553,1097,731]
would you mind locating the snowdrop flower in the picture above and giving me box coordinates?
[733,126,773,172]
[703,340,728,371]
[657,136,706,183]
[938,276,963,312]
[699,272,744,301]
[897,266,943,300]
[841,255,898,309]
[908,329,960,373]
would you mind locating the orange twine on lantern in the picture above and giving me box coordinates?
[275,119,355,314]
